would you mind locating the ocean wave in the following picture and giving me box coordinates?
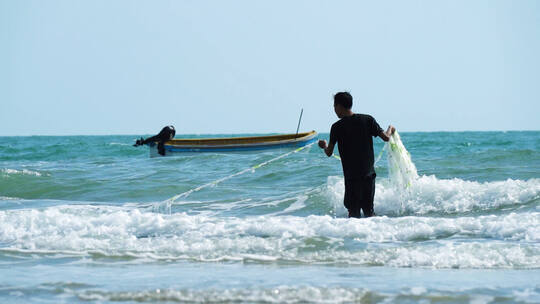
[0,196,20,201]
[67,286,540,303]
[1,206,538,268]
[4,281,538,303]
[108,142,131,146]
[326,176,540,217]
[77,287,374,303]
[0,168,43,177]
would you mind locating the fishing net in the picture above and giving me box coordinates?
[386,131,418,189]
[383,131,419,214]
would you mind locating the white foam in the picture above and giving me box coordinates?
[0,196,20,201]
[108,142,130,146]
[269,195,308,216]
[0,206,538,268]
[326,176,540,216]
[77,286,373,303]
[1,168,43,177]
[73,285,540,303]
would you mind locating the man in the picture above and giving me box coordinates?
[133,125,176,156]
[318,92,395,218]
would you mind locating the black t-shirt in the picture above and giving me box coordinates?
[329,114,383,180]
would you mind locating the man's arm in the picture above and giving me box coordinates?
[378,125,396,142]
[318,140,335,157]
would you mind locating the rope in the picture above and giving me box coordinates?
[154,142,316,213]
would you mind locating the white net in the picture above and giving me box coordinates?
[386,131,418,189]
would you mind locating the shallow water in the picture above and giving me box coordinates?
[0,131,539,303]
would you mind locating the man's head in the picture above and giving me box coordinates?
[333,92,353,118]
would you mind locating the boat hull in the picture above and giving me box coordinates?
[149,131,318,157]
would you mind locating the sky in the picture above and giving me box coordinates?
[1,0,539,135]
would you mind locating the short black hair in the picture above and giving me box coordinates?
[334,92,353,109]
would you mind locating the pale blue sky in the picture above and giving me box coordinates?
[1,0,539,135]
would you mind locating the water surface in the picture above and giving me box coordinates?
[1,131,539,303]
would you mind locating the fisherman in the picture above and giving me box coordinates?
[318,92,395,218]
[133,125,176,156]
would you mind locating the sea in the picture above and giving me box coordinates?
[0,131,539,303]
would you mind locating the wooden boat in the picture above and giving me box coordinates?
[149,130,318,157]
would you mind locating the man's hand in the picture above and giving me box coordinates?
[318,139,335,157]
[379,125,396,142]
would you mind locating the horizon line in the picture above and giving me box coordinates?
[0,129,538,137]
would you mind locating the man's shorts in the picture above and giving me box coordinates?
[344,175,376,218]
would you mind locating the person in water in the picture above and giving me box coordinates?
[318,92,395,218]
[133,125,176,156]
